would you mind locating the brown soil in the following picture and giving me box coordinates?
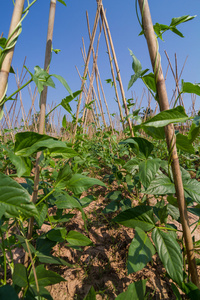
[12,173,200,299]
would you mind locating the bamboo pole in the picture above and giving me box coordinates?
[73,4,101,137]
[81,40,102,127]
[99,7,125,130]
[0,0,25,109]
[137,0,199,287]
[25,0,57,266]
[86,12,107,129]
[99,2,134,136]
[96,67,114,130]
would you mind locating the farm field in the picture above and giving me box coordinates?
[0,0,200,299]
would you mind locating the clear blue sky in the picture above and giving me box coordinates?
[1,0,200,126]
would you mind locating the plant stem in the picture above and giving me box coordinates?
[35,188,55,207]
[5,78,32,103]
[0,228,7,284]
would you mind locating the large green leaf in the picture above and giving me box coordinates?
[0,173,38,218]
[29,264,66,287]
[13,264,28,287]
[115,280,147,300]
[54,164,73,189]
[66,174,106,195]
[35,203,48,228]
[52,74,73,97]
[127,227,155,274]
[46,227,67,242]
[181,281,200,299]
[124,158,139,174]
[136,106,189,129]
[66,231,93,246]
[170,15,196,27]
[123,137,154,159]
[145,174,175,195]
[4,147,32,177]
[139,158,161,189]
[142,73,157,93]
[152,228,183,285]
[113,206,155,231]
[0,285,19,300]
[14,132,69,157]
[181,81,200,96]
[176,133,195,154]
[183,179,200,204]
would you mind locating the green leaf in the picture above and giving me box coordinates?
[66,174,106,195]
[170,27,184,38]
[13,264,28,287]
[137,106,189,129]
[55,192,82,210]
[171,282,182,300]
[83,286,96,300]
[181,81,200,96]
[52,74,73,96]
[29,264,66,287]
[128,72,142,90]
[141,73,157,93]
[57,0,66,6]
[14,132,70,157]
[66,231,93,246]
[0,173,38,218]
[123,137,154,159]
[4,147,32,177]
[62,115,67,128]
[152,228,183,285]
[141,126,165,140]
[129,49,142,73]
[113,206,155,231]
[36,203,48,228]
[145,174,175,195]
[170,15,196,27]
[176,133,195,154]
[37,252,72,267]
[54,165,73,189]
[183,179,200,203]
[124,158,139,174]
[31,66,55,93]
[139,158,161,189]
[46,227,67,242]
[180,281,200,299]
[26,286,53,300]
[115,280,147,300]
[188,115,200,143]
[0,285,19,300]
[127,227,155,274]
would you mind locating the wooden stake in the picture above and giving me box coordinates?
[73,4,101,137]
[138,0,199,287]
[99,2,134,136]
[0,0,25,108]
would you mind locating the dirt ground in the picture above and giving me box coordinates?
[44,184,199,300]
[11,172,200,299]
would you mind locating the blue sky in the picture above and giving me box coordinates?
[1,0,200,126]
